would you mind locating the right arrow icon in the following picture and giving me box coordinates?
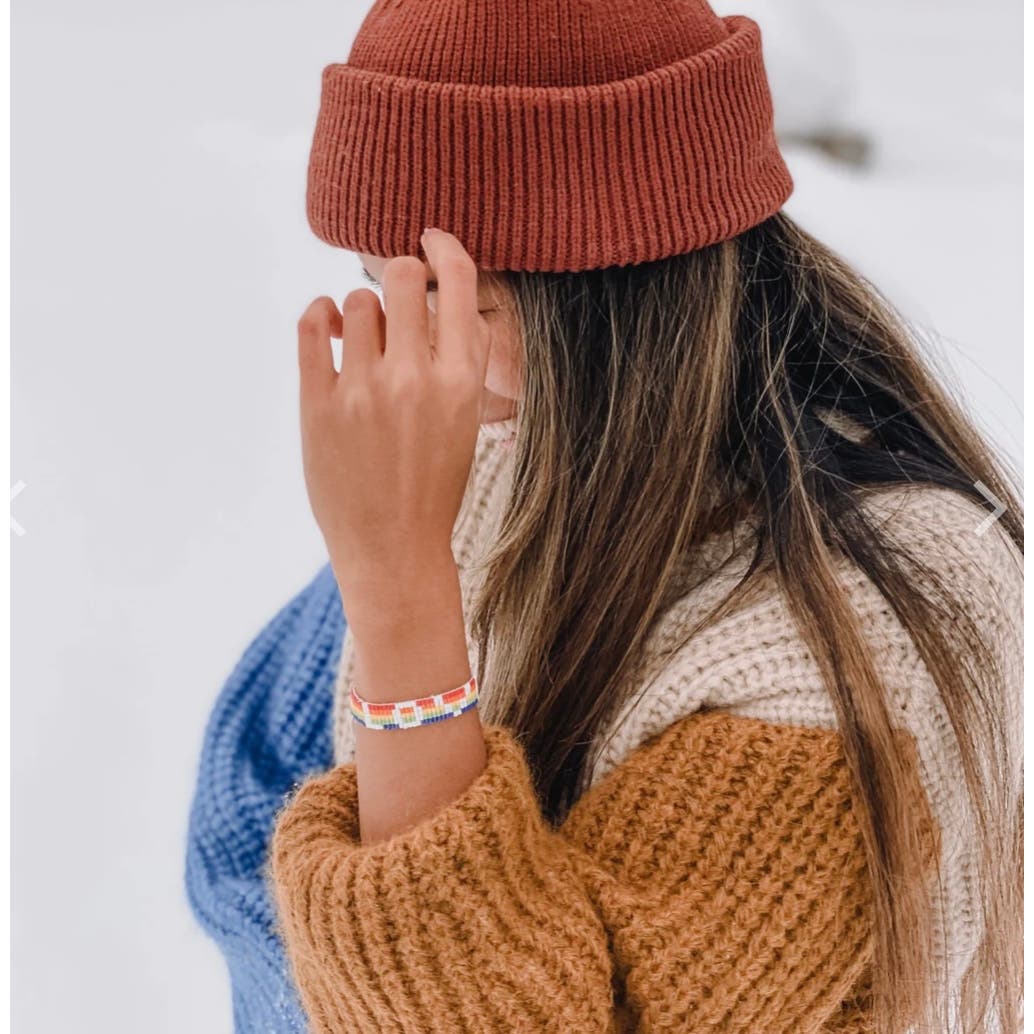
[973,481,1006,537]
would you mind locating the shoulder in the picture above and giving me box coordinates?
[854,481,1021,605]
[849,482,1022,708]
[589,482,1022,786]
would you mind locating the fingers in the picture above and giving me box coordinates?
[340,288,385,376]
[382,255,432,367]
[420,228,488,373]
[297,296,340,400]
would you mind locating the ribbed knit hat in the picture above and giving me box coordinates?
[306,0,793,272]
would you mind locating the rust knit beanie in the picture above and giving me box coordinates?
[306,0,794,272]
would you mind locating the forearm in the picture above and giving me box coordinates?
[344,553,488,846]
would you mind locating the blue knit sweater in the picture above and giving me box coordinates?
[185,564,344,1032]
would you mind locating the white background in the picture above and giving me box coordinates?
[12,1,1021,1030]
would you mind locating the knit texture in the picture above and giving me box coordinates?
[270,709,939,1032]
[184,424,1020,1032]
[327,423,1024,1023]
[184,564,344,1031]
[306,0,793,271]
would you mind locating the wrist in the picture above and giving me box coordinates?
[339,550,465,636]
[332,546,459,622]
[338,552,471,706]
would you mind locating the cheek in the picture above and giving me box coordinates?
[428,307,522,400]
[482,317,522,399]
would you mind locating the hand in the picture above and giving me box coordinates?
[297,228,491,610]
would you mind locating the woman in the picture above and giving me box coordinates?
[187,2,1023,1032]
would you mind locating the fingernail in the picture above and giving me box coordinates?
[421,227,439,241]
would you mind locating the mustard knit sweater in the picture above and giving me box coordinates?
[269,424,1022,1033]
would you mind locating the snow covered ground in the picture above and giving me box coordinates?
[11,1,1021,1031]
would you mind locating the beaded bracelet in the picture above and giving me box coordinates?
[349,674,479,730]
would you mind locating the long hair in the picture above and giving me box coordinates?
[466,212,1022,1034]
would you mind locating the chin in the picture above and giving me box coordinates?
[480,385,519,424]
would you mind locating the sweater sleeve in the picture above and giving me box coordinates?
[268,711,939,1034]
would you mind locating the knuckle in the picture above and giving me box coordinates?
[440,361,481,396]
[340,384,374,421]
[388,364,423,400]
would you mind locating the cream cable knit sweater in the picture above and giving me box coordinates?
[331,420,1022,1006]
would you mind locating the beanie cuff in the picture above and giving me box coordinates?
[305,14,793,271]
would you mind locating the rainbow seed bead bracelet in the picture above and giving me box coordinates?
[349,674,479,730]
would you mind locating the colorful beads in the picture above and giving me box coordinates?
[349,675,479,730]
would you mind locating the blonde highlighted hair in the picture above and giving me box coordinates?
[468,213,1022,1034]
